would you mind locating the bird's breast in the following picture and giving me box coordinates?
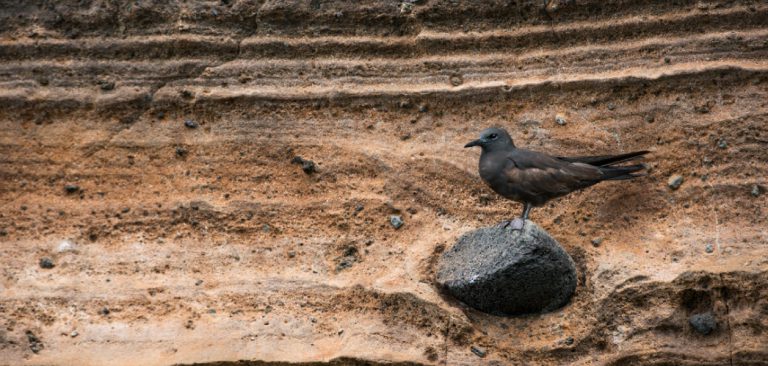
[478,157,498,183]
[478,151,527,204]
[478,155,506,183]
[478,152,507,182]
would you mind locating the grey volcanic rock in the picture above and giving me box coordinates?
[689,312,717,335]
[437,221,577,315]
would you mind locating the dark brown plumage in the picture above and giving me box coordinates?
[465,127,649,229]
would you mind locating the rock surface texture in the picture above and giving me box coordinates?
[437,222,577,315]
[1,1,767,366]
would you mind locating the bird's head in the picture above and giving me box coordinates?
[464,127,515,151]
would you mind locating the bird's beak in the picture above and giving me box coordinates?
[464,139,482,148]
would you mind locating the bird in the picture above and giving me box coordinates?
[464,127,649,230]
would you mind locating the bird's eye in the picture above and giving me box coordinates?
[488,133,498,139]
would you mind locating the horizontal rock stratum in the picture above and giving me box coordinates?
[0,1,767,365]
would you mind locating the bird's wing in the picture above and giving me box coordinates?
[556,150,650,167]
[503,150,604,196]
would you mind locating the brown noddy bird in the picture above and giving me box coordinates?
[465,127,649,230]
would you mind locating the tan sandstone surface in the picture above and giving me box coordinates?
[1,1,767,365]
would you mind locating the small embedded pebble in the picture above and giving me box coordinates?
[287,251,296,258]
[300,160,316,174]
[99,307,110,316]
[689,312,717,335]
[291,156,317,174]
[470,346,486,358]
[644,115,655,123]
[175,147,188,157]
[667,175,684,190]
[717,139,727,149]
[64,184,80,194]
[607,103,616,110]
[70,330,78,338]
[39,257,55,269]
[56,240,77,253]
[450,74,463,86]
[389,215,404,229]
[195,279,203,286]
[564,336,574,345]
[184,119,198,129]
[751,185,761,197]
[336,258,354,271]
[591,237,603,247]
[705,243,714,253]
[99,81,115,91]
[418,104,428,113]
[26,331,43,353]
[555,115,567,126]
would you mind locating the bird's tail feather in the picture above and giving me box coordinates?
[600,164,647,180]
[560,150,650,167]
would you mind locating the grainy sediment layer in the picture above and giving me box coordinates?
[1,1,766,365]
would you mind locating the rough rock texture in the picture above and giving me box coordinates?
[689,311,718,335]
[437,221,577,315]
[1,1,767,365]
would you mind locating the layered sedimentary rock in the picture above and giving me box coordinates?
[0,1,766,365]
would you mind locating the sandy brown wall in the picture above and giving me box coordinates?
[1,1,767,365]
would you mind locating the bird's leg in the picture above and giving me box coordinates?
[522,203,532,221]
[506,203,531,231]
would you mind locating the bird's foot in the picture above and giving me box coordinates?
[500,218,525,231]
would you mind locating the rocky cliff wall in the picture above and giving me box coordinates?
[1,1,767,365]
